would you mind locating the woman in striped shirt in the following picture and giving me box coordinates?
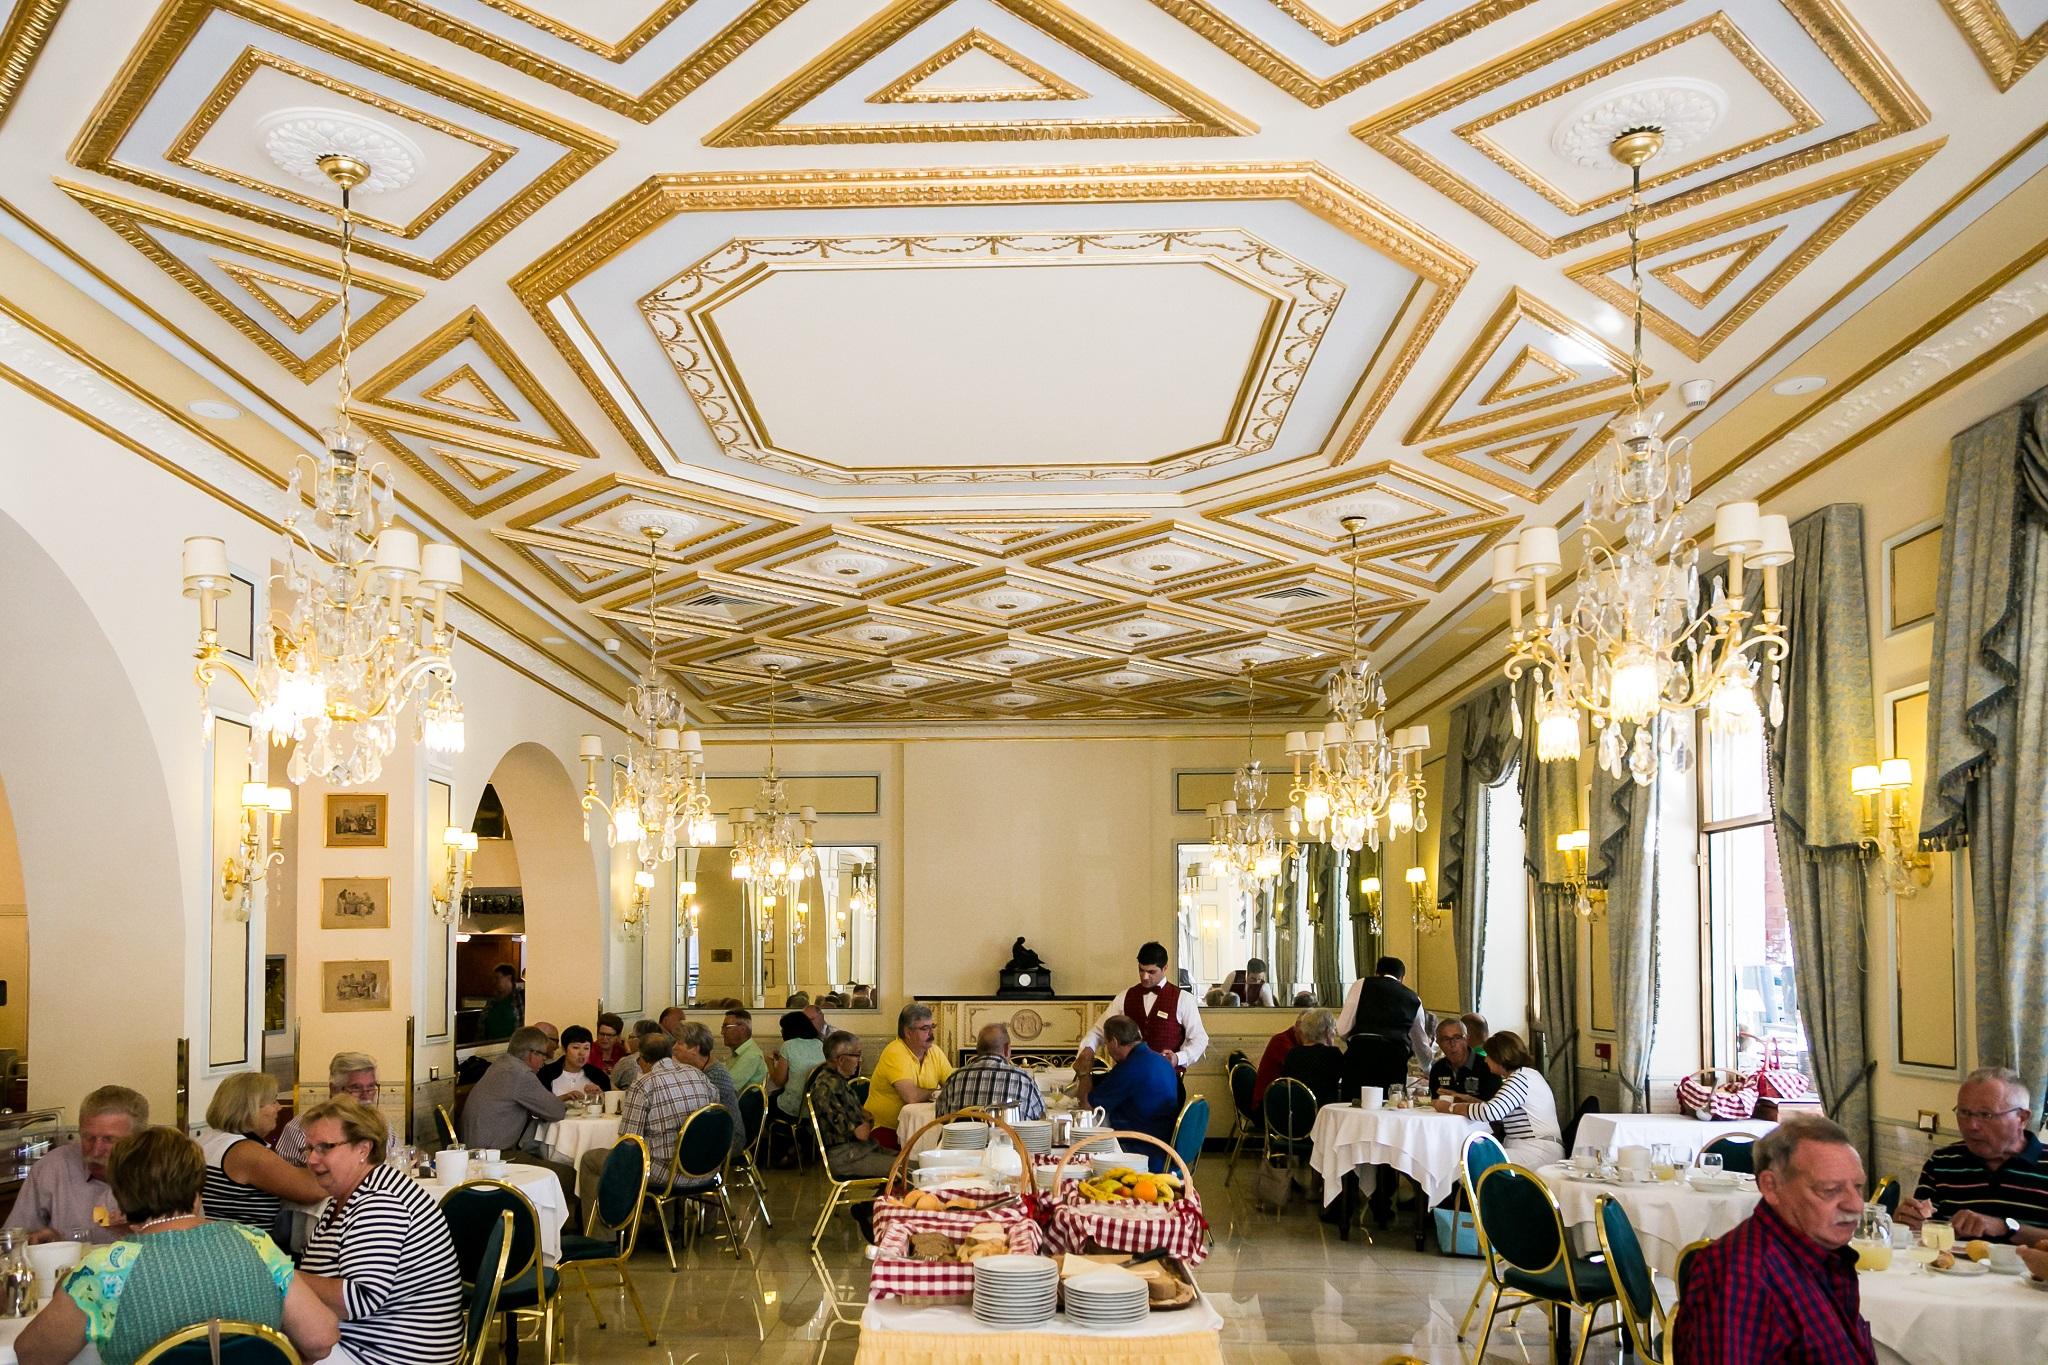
[296,1096,464,1365]
[1434,1031,1564,1168]
[197,1072,325,1235]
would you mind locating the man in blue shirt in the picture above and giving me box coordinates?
[1087,1014,1180,1171]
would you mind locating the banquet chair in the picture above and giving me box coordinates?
[646,1105,746,1268]
[441,1177,558,1364]
[1224,1061,1260,1184]
[1699,1133,1757,1175]
[435,1103,461,1150]
[1871,1174,1902,1215]
[734,1083,775,1231]
[135,1322,301,1364]
[1456,1131,1541,1340]
[1668,1237,1714,1346]
[806,1094,890,1251]
[461,1211,514,1365]
[1595,1193,1668,1364]
[1260,1077,1318,1181]
[1471,1164,1619,1365]
[557,1134,655,1345]
[1172,1095,1210,1175]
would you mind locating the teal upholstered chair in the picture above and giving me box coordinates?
[1172,1095,1210,1175]
[1596,1193,1668,1364]
[1471,1164,1619,1365]
[440,1178,558,1363]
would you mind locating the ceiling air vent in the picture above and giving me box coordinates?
[1248,584,1334,603]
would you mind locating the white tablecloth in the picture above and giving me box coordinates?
[899,1102,938,1159]
[858,1295,1224,1363]
[414,1167,570,1263]
[1571,1113,1775,1157]
[1308,1105,1481,1208]
[536,1114,620,1168]
[1862,1261,2048,1364]
[1547,1169,1760,1275]
[0,1315,100,1364]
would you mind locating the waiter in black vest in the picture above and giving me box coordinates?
[1334,956,1436,1225]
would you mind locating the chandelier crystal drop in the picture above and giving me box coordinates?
[577,526,716,875]
[1207,663,1283,904]
[1492,128,1793,786]
[731,666,818,894]
[1284,518,1432,854]
[183,153,465,788]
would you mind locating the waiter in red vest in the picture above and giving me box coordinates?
[1074,941,1207,1105]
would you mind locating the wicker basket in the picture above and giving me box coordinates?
[867,1108,1045,1303]
[1047,1130,1210,1267]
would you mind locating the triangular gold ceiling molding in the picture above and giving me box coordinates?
[704,0,1253,145]
[1566,143,1942,363]
[1648,227,1786,310]
[355,415,579,517]
[1424,387,1668,502]
[61,182,422,383]
[215,261,338,334]
[436,447,523,492]
[1405,288,1635,444]
[853,512,1149,558]
[358,308,596,456]
[1938,0,2048,92]
[418,363,521,422]
[867,28,1087,102]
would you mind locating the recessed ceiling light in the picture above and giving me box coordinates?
[187,399,241,419]
[540,636,568,645]
[1592,306,1628,338]
[1771,375,1827,396]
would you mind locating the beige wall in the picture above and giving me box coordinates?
[0,775,24,1056]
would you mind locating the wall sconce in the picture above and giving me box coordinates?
[622,866,654,939]
[222,782,291,922]
[1359,875,1383,934]
[792,899,810,947]
[1406,863,1441,935]
[429,825,477,923]
[1556,828,1603,919]
[1851,759,1933,897]
[678,877,702,938]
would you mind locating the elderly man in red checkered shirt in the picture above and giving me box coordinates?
[1673,1114,1875,1364]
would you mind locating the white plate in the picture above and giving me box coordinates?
[1932,1258,1991,1277]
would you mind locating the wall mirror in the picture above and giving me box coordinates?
[1176,841,1377,1010]
[675,844,879,1010]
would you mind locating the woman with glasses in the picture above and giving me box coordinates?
[813,1031,894,1177]
[296,1096,463,1365]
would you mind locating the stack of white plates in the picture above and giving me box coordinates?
[1063,1269,1151,1327]
[972,1254,1058,1328]
[942,1121,991,1151]
[1011,1120,1053,1155]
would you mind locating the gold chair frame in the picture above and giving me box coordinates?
[1455,1129,1542,1341]
[134,1321,301,1364]
[434,1103,461,1149]
[1594,1192,1670,1365]
[1223,1062,1259,1184]
[644,1105,747,1270]
[439,1177,558,1364]
[462,1210,513,1365]
[1470,1163,1621,1365]
[806,1092,889,1251]
[563,1133,656,1346]
[733,1082,775,1234]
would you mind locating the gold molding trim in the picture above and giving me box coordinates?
[867,28,1086,102]
[1423,386,1668,502]
[355,413,578,517]
[508,163,1472,478]
[348,0,808,122]
[70,0,613,279]
[1564,142,1940,362]
[1403,287,1635,444]
[1024,519,1286,594]
[417,363,519,420]
[702,0,1256,145]
[1205,459,1513,557]
[1480,345,1575,406]
[1939,0,2048,93]
[1144,0,1539,108]
[0,0,64,131]
[357,307,596,456]
[501,471,800,599]
[1351,0,1928,257]
[1266,0,1422,46]
[214,260,337,333]
[1648,228,1785,310]
[60,181,423,382]
[471,0,690,59]
[851,511,1148,558]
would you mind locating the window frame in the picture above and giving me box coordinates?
[1695,719,1800,1073]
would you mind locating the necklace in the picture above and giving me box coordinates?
[136,1213,196,1232]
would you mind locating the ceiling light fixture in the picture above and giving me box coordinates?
[183,153,464,787]
[731,664,818,892]
[1492,128,1792,786]
[1206,662,1282,917]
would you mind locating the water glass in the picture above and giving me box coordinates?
[1700,1153,1725,1177]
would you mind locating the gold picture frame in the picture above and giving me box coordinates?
[322,960,391,1013]
[320,877,390,930]
[325,794,387,848]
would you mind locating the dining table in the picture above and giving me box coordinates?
[1544,1166,1760,1275]
[1859,1258,2048,1363]
[1570,1112,1775,1157]
[286,1161,572,1263]
[536,1112,621,1199]
[1308,1104,1481,1247]
[855,1294,1224,1364]
[0,1315,100,1364]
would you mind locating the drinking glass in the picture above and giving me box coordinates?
[1572,1145,1598,1174]
[1699,1153,1725,1177]
[1922,1219,1955,1252]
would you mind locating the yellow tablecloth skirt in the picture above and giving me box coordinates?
[855,1327,1223,1365]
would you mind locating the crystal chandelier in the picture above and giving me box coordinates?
[1207,663,1282,895]
[731,666,818,892]
[577,525,716,870]
[1284,517,1432,853]
[1491,128,1792,786]
[183,154,467,787]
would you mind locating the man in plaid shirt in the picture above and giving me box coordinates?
[934,1024,1046,1120]
[1673,1115,1876,1363]
[619,1028,722,1190]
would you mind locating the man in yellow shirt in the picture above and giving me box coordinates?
[864,1001,954,1146]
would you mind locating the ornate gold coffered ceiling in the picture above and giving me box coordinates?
[3,0,2043,725]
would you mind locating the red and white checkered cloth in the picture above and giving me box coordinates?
[1045,1185,1210,1267]
[868,1219,1044,1301]
[869,1186,1039,1248]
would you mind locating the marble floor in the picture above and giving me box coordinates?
[535,1154,1633,1364]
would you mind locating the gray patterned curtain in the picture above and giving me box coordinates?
[1314,846,1348,1006]
[1920,393,2048,1116]
[1593,736,1661,1111]
[1351,844,1384,979]
[1521,676,1584,1115]
[1437,680,1522,1009]
[1764,504,1880,1160]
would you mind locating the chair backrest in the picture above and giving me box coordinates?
[1560,1094,1602,1157]
[676,1103,737,1182]
[1701,1133,1757,1175]
[738,1083,768,1151]
[1262,1077,1318,1142]
[803,1093,844,1179]
[439,1179,542,1287]
[1228,1061,1257,1120]
[1872,1175,1901,1215]
[1225,1049,1250,1075]
[595,1133,652,1235]
[463,1211,513,1365]
[1595,1193,1663,1361]
[434,1104,460,1149]
[1475,1164,1594,1299]
[1172,1096,1209,1173]
[850,1075,870,1104]
[135,1322,302,1364]
[1672,1237,1712,1297]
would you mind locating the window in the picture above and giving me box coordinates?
[1477,776,1530,1032]
[1701,724,1805,1076]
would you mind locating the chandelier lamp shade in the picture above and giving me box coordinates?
[1490,128,1791,786]
[182,153,464,788]
[1851,758,1933,897]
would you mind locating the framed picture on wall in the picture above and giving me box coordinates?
[263,955,287,1033]
[320,877,389,929]
[323,960,391,1012]
[325,794,387,848]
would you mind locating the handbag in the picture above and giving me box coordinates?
[1253,1158,1294,1211]
[1676,1068,1758,1120]
[1753,1038,1812,1101]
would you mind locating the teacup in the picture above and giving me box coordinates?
[1356,1086,1384,1111]
[603,1090,624,1115]
[27,1241,83,1303]
[434,1149,469,1183]
[1989,1243,2024,1274]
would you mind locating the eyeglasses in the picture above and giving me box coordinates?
[341,1083,379,1099]
[1954,1106,2025,1122]
[597,1029,619,1039]
[304,1140,361,1158]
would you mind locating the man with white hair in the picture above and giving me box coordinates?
[276,1051,381,1165]
[16,1086,148,1243]
[1900,1066,2048,1248]
[1674,1114,1874,1362]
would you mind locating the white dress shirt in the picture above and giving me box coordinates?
[1079,987,1208,1069]
[1334,976,1436,1067]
